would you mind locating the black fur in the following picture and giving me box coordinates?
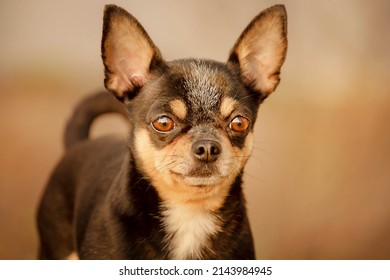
[37,108,255,259]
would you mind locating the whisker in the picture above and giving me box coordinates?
[132,160,177,190]
[251,146,278,157]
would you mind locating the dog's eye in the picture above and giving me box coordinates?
[152,116,175,133]
[229,116,250,133]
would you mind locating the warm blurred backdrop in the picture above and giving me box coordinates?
[1,0,389,259]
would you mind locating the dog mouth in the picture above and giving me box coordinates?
[170,171,225,187]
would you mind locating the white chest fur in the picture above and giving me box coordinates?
[162,204,220,259]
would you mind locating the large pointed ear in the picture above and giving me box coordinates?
[101,5,163,101]
[228,5,287,98]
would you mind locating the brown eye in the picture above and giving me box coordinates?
[152,116,175,132]
[229,116,250,132]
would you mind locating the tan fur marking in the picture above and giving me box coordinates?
[233,132,254,168]
[169,99,187,119]
[220,97,237,119]
[65,252,79,260]
[134,128,254,259]
[134,128,230,210]
[134,128,253,210]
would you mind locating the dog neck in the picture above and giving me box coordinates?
[122,154,245,259]
[145,167,234,259]
[161,201,220,259]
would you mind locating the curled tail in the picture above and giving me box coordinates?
[64,91,128,150]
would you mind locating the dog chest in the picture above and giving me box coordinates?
[161,203,220,260]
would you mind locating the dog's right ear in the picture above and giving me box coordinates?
[101,5,163,102]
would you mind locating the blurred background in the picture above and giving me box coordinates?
[1,0,389,259]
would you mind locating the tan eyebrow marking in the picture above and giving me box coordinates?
[220,97,237,119]
[169,99,187,120]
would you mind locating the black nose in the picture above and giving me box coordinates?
[192,140,222,163]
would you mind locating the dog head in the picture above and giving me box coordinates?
[101,5,287,208]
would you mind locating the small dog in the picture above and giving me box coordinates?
[37,4,287,260]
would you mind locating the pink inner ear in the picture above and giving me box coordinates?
[105,41,154,97]
[107,70,147,97]
[238,35,286,95]
[128,73,147,88]
[230,5,287,96]
[102,6,161,100]
[243,52,282,95]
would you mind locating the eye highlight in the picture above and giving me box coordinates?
[152,116,175,133]
[229,116,250,133]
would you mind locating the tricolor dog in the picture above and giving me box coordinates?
[37,4,287,259]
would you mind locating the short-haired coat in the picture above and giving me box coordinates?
[37,4,287,260]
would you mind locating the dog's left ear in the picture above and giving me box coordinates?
[228,5,287,99]
[101,5,163,101]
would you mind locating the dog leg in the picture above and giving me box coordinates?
[37,178,74,259]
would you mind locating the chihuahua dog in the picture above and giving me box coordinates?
[37,4,287,260]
